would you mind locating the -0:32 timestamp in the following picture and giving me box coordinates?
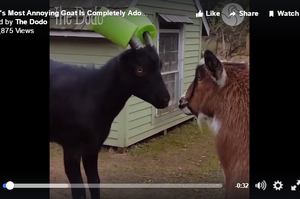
[235,183,249,188]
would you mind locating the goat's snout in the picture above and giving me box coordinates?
[178,97,188,109]
[178,96,192,115]
[154,94,170,109]
[164,96,170,103]
[160,95,170,105]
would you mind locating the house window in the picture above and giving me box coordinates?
[156,29,182,116]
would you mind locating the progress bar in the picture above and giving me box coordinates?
[3,181,223,190]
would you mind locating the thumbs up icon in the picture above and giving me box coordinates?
[196,10,203,18]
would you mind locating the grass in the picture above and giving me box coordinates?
[121,120,222,184]
[50,120,221,175]
[50,120,225,199]
[127,120,213,156]
[50,141,63,158]
[50,120,221,178]
[50,120,211,158]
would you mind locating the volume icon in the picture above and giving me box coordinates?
[255,180,267,190]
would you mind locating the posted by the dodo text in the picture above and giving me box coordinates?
[0,7,146,35]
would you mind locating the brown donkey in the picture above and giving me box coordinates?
[179,50,249,199]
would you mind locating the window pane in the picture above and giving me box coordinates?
[170,52,178,71]
[165,38,172,52]
[163,73,175,102]
[173,34,179,50]
[159,33,179,73]
[157,32,180,116]
[157,73,179,116]
[162,53,168,72]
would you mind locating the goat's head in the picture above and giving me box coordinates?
[118,33,170,109]
[178,50,228,117]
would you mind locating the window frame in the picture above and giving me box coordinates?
[155,28,184,117]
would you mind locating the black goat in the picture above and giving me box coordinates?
[50,40,170,199]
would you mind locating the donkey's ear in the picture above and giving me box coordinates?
[204,50,227,87]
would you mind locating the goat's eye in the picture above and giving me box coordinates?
[136,68,144,73]
[197,75,202,81]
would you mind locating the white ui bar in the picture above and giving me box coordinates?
[4,181,223,190]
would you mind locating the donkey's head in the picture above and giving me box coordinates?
[179,50,250,197]
[118,33,170,109]
[178,50,228,118]
[179,50,249,121]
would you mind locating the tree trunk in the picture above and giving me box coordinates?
[222,29,226,51]
[216,35,219,54]
[245,33,249,55]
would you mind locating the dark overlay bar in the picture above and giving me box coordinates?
[0,0,50,199]
[250,0,300,198]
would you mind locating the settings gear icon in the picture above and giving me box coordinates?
[273,180,283,191]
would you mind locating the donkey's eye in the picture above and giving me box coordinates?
[136,68,144,73]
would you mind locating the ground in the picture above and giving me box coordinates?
[50,120,225,199]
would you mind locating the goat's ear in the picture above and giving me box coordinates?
[204,50,227,87]
[144,43,157,52]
